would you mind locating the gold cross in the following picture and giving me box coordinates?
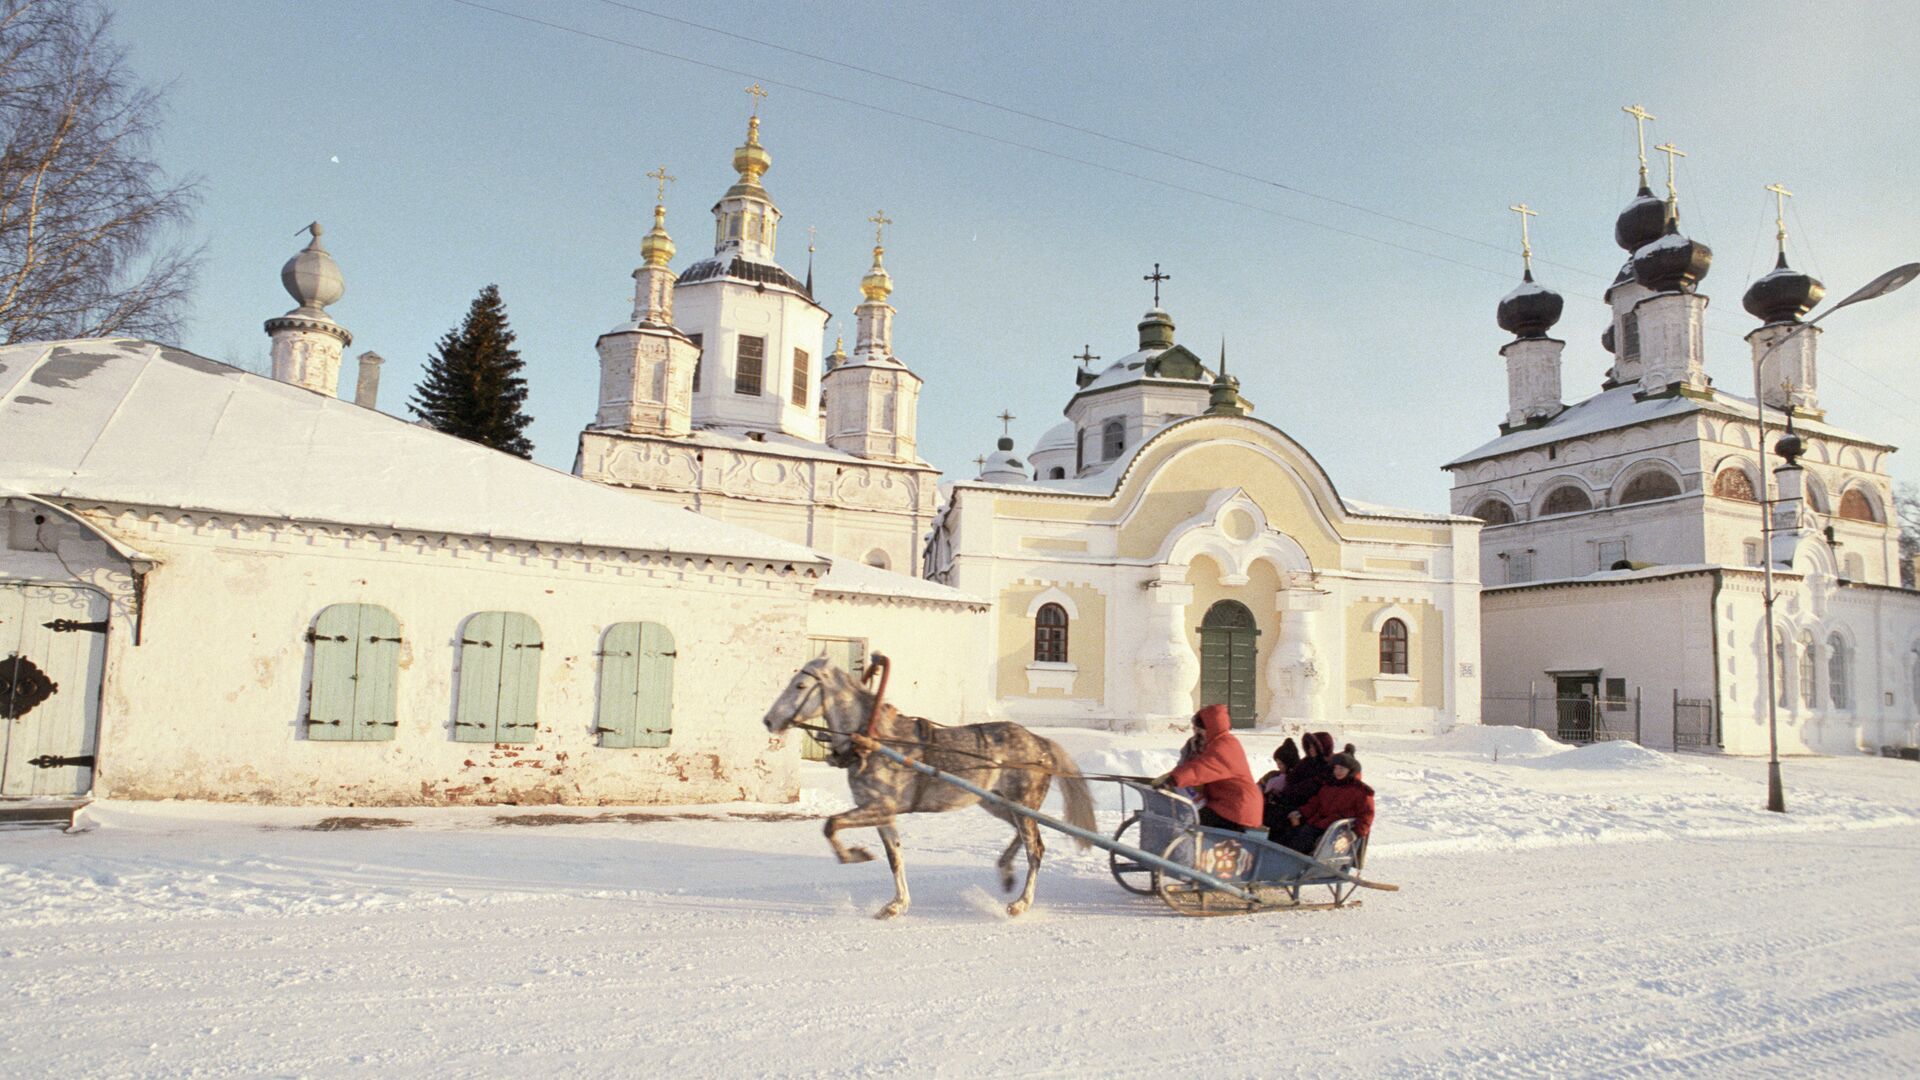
[646,166,675,205]
[1654,142,1686,201]
[1621,104,1656,182]
[997,410,1016,435]
[973,455,987,470]
[745,83,768,116]
[1073,345,1099,369]
[1508,203,1538,273]
[1765,182,1794,255]
[1144,263,1170,306]
[868,209,892,247]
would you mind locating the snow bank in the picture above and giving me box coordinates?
[1421,724,1566,758]
[1518,740,1691,771]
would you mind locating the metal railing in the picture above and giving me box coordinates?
[1483,685,1721,751]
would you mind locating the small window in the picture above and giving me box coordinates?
[1621,313,1640,362]
[1743,539,1763,567]
[1541,485,1592,516]
[1379,618,1408,675]
[1798,632,1816,709]
[596,622,676,748]
[1471,499,1515,525]
[1843,553,1864,581]
[1604,677,1628,712]
[1775,638,1790,706]
[304,604,402,742]
[735,335,764,396]
[1713,468,1756,502]
[1101,419,1125,461]
[688,333,703,392]
[1827,634,1850,709]
[1619,470,1681,504]
[1838,489,1879,523]
[726,214,742,240]
[1597,540,1627,571]
[1034,603,1069,664]
[1076,430,1087,473]
[454,611,543,744]
[863,548,891,570]
[791,348,810,407]
[1048,467,1065,480]
[1505,551,1534,584]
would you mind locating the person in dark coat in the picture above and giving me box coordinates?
[1258,738,1301,828]
[1274,749,1375,855]
[1152,704,1261,831]
[1271,731,1334,822]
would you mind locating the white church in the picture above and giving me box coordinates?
[1447,135,1920,756]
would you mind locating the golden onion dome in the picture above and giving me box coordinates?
[640,203,675,267]
[732,116,771,187]
[860,246,893,302]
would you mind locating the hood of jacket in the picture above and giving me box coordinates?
[1195,704,1233,739]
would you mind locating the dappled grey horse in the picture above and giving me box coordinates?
[763,658,1095,919]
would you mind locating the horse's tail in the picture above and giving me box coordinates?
[1043,738,1097,850]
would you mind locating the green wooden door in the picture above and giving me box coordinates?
[455,611,541,743]
[801,638,865,761]
[306,603,401,742]
[1199,600,1259,729]
[1,583,107,797]
[596,621,675,749]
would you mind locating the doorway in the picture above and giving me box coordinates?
[1199,600,1259,728]
[1,582,108,797]
[1554,671,1599,744]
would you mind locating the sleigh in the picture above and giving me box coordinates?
[1106,781,1381,915]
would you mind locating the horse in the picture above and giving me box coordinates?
[762,657,1096,919]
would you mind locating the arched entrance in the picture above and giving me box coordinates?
[1199,600,1258,728]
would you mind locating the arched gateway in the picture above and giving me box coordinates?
[1199,600,1259,728]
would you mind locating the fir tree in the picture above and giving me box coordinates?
[410,284,535,458]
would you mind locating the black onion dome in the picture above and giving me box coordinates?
[1497,270,1565,338]
[1742,252,1826,324]
[1632,214,1713,293]
[1615,184,1667,253]
[1601,323,1616,355]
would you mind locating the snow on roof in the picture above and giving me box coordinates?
[1446,382,1891,469]
[1032,420,1075,453]
[815,557,986,607]
[0,339,825,566]
[1338,495,1462,522]
[651,425,934,470]
[1485,562,1720,593]
[1072,347,1215,396]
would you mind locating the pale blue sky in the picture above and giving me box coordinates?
[112,1,1920,511]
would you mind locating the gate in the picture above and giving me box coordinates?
[1,582,108,797]
[1199,600,1259,729]
[1673,692,1717,751]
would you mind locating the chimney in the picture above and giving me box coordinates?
[353,351,384,409]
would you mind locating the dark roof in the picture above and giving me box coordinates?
[677,256,813,298]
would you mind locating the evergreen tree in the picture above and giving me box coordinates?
[410,284,534,458]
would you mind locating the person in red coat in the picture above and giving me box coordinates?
[1152,704,1261,831]
[1274,749,1374,854]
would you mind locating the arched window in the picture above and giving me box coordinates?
[1775,636,1790,707]
[1805,482,1830,515]
[1379,618,1409,675]
[1471,499,1515,524]
[1033,603,1069,664]
[1838,488,1880,523]
[304,604,403,742]
[1798,631,1817,709]
[1047,467,1066,479]
[1541,485,1592,516]
[1101,419,1125,461]
[1828,633,1851,709]
[863,548,891,571]
[1713,468,1757,502]
[1619,470,1681,504]
[455,611,543,744]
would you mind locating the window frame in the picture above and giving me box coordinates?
[1378,617,1409,676]
[790,347,810,407]
[734,335,765,396]
[688,333,703,392]
[1033,602,1069,664]
[1100,419,1125,461]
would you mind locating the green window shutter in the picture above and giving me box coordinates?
[595,622,641,748]
[454,611,506,742]
[633,622,675,748]
[494,612,542,744]
[350,606,402,741]
[307,604,363,742]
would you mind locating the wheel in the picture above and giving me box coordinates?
[1108,813,1156,895]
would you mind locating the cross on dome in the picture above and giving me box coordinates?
[1073,345,1099,369]
[1654,142,1687,203]
[1765,182,1794,255]
[997,409,1016,435]
[647,166,675,206]
[1143,263,1170,307]
[1621,103,1656,184]
[1507,202,1538,275]
[745,83,768,116]
[868,210,892,248]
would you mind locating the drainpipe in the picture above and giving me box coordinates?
[1707,568,1724,749]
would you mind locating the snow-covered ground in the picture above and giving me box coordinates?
[5,728,1920,1077]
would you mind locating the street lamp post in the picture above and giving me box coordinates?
[1753,262,1920,814]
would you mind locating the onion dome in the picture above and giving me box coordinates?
[1601,323,1616,355]
[731,115,770,190]
[1632,210,1713,293]
[1742,251,1825,324]
[860,246,893,303]
[824,334,846,373]
[1137,308,1175,350]
[281,222,344,314]
[1496,269,1565,338]
[1615,184,1667,253]
[640,203,675,268]
[1775,417,1805,465]
[979,436,1029,483]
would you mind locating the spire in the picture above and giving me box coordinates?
[1623,104,1656,188]
[1654,141,1687,228]
[806,224,816,295]
[1205,337,1248,417]
[861,211,894,303]
[265,221,351,396]
[630,167,679,328]
[641,166,676,268]
[1613,104,1666,256]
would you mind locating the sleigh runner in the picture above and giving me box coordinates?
[764,654,1396,918]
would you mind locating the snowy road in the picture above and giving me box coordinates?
[3,734,1918,1077]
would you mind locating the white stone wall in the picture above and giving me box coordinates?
[805,593,991,722]
[1065,382,1211,476]
[675,279,829,440]
[1,503,816,806]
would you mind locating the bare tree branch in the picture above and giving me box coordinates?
[0,0,201,344]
